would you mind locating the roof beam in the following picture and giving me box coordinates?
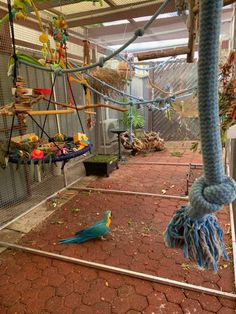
[67,0,175,27]
[87,15,183,37]
[34,0,102,11]
[101,29,189,46]
[103,0,135,25]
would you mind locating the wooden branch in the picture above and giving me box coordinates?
[42,98,75,109]
[97,103,128,112]
[15,109,75,116]
[187,0,197,63]
[137,47,190,61]
[42,98,128,112]
[193,0,236,14]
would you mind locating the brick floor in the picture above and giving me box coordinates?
[0,147,235,313]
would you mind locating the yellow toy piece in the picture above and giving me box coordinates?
[39,32,48,44]
[73,133,88,145]
[28,134,39,142]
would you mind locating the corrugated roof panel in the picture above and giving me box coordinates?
[112,0,152,5]
[53,2,109,15]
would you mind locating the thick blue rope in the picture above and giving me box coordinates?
[164,0,236,271]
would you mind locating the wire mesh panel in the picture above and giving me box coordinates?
[0,62,80,226]
[150,59,200,140]
[0,53,93,227]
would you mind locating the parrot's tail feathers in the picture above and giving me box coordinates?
[58,237,79,244]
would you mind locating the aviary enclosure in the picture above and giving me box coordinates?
[0,0,236,312]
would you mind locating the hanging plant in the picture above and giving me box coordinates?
[122,106,144,132]
[219,51,236,144]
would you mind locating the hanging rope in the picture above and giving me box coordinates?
[7,0,17,86]
[129,103,133,144]
[71,70,175,108]
[17,0,171,74]
[6,0,18,158]
[164,0,236,272]
[40,74,58,138]
[64,48,85,134]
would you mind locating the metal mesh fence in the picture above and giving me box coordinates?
[0,55,95,226]
[0,11,97,226]
[0,0,197,227]
[150,59,200,140]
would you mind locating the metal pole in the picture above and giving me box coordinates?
[126,162,203,167]
[118,133,121,160]
[51,73,61,134]
[101,107,107,154]
[0,241,235,300]
[227,164,236,290]
[232,3,236,49]
[69,187,188,200]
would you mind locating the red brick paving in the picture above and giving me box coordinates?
[0,147,235,313]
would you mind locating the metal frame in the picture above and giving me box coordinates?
[69,186,188,200]
[0,154,92,232]
[126,162,203,166]
[0,241,235,300]
[227,163,236,290]
[1,165,235,300]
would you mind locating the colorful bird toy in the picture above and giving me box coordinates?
[51,15,69,63]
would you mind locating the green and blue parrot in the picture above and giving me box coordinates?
[59,210,111,244]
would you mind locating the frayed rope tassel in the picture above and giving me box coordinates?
[164,205,228,272]
[164,176,236,272]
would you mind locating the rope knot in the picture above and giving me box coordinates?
[188,176,236,219]
[98,57,105,67]
[54,68,63,76]
[135,28,144,37]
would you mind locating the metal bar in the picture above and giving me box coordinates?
[229,201,236,291]
[69,187,188,200]
[227,164,236,290]
[0,241,235,300]
[51,73,61,134]
[126,162,203,167]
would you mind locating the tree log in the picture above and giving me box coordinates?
[137,47,190,61]
[187,0,198,63]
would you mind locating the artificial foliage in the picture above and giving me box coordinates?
[219,51,236,143]
[122,106,144,131]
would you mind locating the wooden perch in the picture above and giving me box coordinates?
[15,109,75,116]
[137,47,190,61]
[148,77,189,96]
[187,0,198,63]
[43,98,128,112]
[97,103,128,112]
[193,0,236,14]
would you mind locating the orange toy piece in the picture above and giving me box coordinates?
[31,149,44,159]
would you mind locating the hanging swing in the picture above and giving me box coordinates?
[2,4,92,168]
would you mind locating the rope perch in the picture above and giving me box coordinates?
[164,0,236,272]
